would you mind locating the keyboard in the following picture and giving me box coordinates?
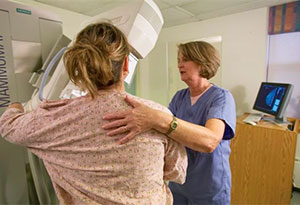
[243,113,264,125]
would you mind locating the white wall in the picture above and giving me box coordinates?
[137,8,269,116]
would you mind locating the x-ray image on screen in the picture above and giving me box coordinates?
[255,85,286,113]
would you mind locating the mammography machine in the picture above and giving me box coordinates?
[0,1,67,203]
[0,0,163,203]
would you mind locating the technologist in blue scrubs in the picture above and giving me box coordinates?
[102,41,236,204]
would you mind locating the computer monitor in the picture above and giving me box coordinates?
[253,82,293,123]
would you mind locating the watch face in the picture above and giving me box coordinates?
[171,121,177,129]
[166,117,178,135]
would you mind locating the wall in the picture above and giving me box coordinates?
[137,8,269,116]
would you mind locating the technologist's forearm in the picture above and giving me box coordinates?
[153,110,221,153]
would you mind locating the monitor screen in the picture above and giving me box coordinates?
[253,82,293,122]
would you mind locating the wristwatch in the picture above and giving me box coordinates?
[166,115,178,135]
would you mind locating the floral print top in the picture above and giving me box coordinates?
[0,90,187,205]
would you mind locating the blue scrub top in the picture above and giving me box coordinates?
[168,85,236,204]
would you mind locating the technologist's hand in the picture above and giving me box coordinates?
[102,96,154,144]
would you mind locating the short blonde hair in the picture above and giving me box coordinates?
[63,22,130,99]
[178,41,220,80]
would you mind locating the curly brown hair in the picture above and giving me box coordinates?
[63,22,130,99]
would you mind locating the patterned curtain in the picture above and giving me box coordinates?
[269,1,300,34]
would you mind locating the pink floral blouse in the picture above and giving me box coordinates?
[0,90,187,205]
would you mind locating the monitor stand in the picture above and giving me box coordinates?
[262,115,291,125]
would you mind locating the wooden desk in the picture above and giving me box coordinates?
[230,113,299,204]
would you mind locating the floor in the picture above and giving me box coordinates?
[291,190,300,204]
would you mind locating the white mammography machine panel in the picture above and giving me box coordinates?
[0,0,64,115]
[0,0,163,204]
[0,1,65,204]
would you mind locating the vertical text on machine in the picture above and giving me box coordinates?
[0,35,10,107]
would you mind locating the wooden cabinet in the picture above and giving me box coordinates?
[230,113,299,204]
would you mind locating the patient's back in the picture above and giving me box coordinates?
[15,90,187,204]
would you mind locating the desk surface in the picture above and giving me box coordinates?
[238,113,299,132]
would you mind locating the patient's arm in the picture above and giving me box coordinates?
[163,138,187,184]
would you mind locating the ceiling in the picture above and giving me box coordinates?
[12,0,297,28]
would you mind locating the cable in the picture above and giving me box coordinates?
[38,47,67,101]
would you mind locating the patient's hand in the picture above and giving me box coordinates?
[102,95,155,144]
[8,102,24,112]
